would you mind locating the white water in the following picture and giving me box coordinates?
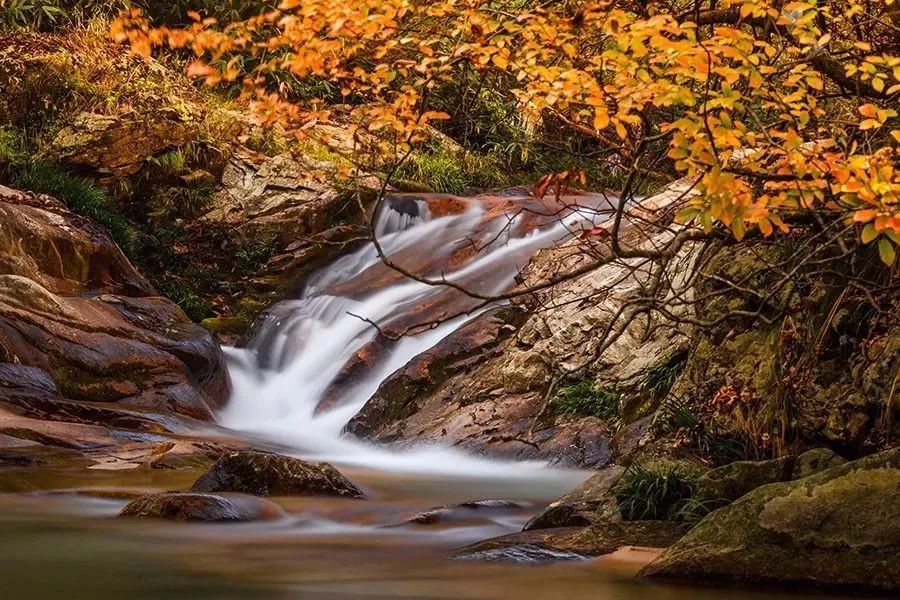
[220,194,602,479]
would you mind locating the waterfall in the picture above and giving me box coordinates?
[220,192,609,476]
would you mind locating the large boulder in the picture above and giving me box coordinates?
[0,185,230,454]
[190,450,365,498]
[642,448,900,591]
[202,150,345,245]
[120,492,284,522]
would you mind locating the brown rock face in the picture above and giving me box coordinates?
[120,492,285,522]
[0,185,230,452]
[190,450,365,498]
[344,307,614,467]
[344,180,698,467]
[202,150,345,245]
[50,110,199,177]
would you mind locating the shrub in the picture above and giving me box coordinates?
[616,463,700,521]
[555,379,620,422]
[152,276,213,321]
[11,162,137,257]
[657,395,754,465]
[0,127,28,170]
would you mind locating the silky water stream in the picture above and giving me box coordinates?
[0,192,877,599]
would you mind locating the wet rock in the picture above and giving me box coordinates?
[0,186,151,296]
[453,528,591,563]
[642,448,900,591]
[524,466,625,531]
[190,450,365,498]
[0,185,230,454]
[120,492,284,522]
[563,520,688,556]
[346,180,699,467]
[398,499,525,526]
[454,543,590,564]
[455,520,685,562]
[345,307,526,438]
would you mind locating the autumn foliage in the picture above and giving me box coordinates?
[112,0,900,264]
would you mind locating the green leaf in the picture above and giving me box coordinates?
[676,207,699,223]
[861,223,878,244]
[878,238,896,266]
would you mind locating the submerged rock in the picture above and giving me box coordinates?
[642,448,900,591]
[396,499,525,526]
[454,520,685,563]
[454,543,590,564]
[452,528,591,563]
[190,450,365,498]
[120,492,284,522]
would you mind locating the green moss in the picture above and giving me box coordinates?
[11,161,138,258]
[555,379,620,422]
[200,317,249,336]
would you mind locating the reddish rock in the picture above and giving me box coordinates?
[120,492,285,522]
[0,185,230,455]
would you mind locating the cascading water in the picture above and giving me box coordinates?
[220,191,612,477]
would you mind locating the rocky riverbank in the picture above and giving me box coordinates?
[0,23,897,597]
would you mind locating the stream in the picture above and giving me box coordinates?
[0,192,882,599]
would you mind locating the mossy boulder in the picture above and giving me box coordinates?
[190,450,365,498]
[696,448,846,504]
[120,492,284,522]
[642,448,900,591]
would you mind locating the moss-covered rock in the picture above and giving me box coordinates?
[642,448,900,591]
[190,450,365,498]
[695,448,846,504]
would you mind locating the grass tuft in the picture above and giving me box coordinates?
[555,379,620,422]
[643,350,688,401]
[393,147,510,194]
[11,161,138,258]
[616,463,700,521]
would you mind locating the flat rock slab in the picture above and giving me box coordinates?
[190,450,365,498]
[120,492,285,522]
